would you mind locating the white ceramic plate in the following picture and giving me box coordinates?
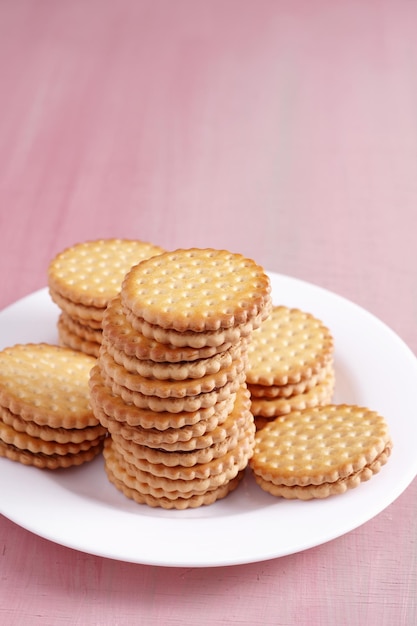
[1,273,417,568]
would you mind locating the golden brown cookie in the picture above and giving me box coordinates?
[48,239,165,308]
[0,344,99,429]
[121,248,271,332]
[246,306,334,386]
[250,404,392,499]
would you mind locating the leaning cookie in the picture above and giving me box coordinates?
[250,404,392,499]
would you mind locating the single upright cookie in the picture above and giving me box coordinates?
[250,404,392,499]
[0,343,105,468]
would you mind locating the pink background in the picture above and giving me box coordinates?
[1,1,416,624]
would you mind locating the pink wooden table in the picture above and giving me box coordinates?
[1,1,416,624]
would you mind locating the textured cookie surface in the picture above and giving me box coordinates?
[0,344,99,428]
[48,239,165,307]
[250,404,392,492]
[246,306,334,386]
[121,248,271,332]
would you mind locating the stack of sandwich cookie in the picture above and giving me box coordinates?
[250,404,393,499]
[246,306,335,430]
[48,239,165,357]
[89,247,272,509]
[0,344,106,468]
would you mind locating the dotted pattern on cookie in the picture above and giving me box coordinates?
[246,306,334,386]
[0,344,99,428]
[253,446,392,499]
[48,239,165,307]
[250,404,392,487]
[121,248,271,332]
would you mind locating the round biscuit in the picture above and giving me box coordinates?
[111,411,255,466]
[121,248,271,332]
[0,344,99,428]
[246,306,334,386]
[250,404,392,487]
[253,445,392,499]
[48,239,165,308]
